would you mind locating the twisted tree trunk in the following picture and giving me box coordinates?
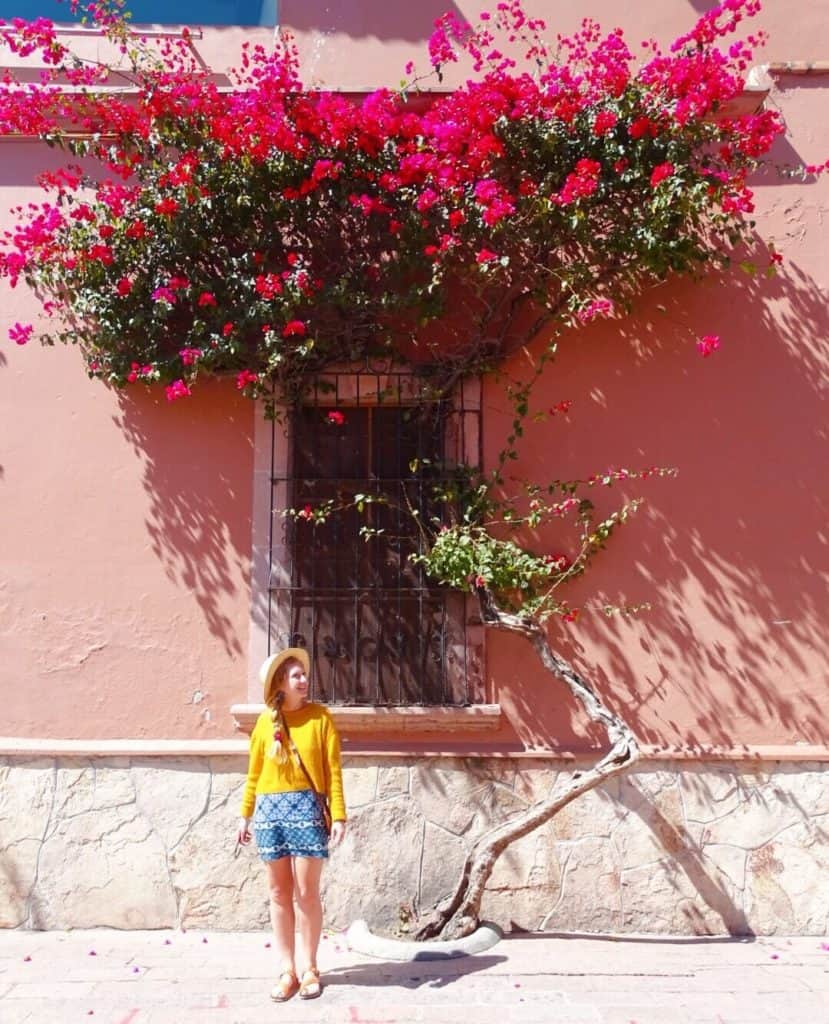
[414,596,640,941]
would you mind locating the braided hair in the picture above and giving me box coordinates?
[266,660,300,766]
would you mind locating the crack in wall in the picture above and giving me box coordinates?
[23,759,57,929]
[167,759,214,856]
[414,814,426,920]
[170,762,215,926]
[538,847,572,931]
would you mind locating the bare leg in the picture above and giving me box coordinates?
[292,856,324,974]
[265,857,296,974]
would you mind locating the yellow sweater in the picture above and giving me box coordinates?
[240,703,346,822]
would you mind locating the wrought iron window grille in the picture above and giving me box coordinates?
[267,368,486,707]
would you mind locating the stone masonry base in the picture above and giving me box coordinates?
[1,756,826,935]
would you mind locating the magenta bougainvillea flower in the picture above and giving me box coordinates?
[164,379,192,402]
[650,162,675,187]
[550,400,574,415]
[282,320,307,337]
[0,0,797,401]
[8,322,33,345]
[697,334,721,357]
[475,248,498,264]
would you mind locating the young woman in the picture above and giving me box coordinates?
[237,647,346,1001]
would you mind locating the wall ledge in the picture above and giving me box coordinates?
[0,737,248,757]
[1,737,828,762]
[230,702,502,734]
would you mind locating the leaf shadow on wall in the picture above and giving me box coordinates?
[112,380,254,658]
[0,845,29,928]
[489,250,828,757]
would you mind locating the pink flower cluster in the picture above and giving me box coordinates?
[179,347,203,366]
[544,553,571,573]
[473,179,515,226]
[577,299,614,323]
[151,287,177,306]
[650,162,675,188]
[555,160,602,206]
[593,110,618,136]
[126,361,154,383]
[165,379,192,402]
[255,274,283,299]
[8,322,33,345]
[0,0,787,402]
[697,334,721,357]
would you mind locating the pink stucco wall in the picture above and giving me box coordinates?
[0,28,261,739]
[0,312,254,739]
[1,6,826,748]
[484,229,829,753]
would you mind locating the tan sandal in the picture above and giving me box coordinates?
[270,970,298,1002]
[298,967,322,1000]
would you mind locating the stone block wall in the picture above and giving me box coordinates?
[1,755,827,935]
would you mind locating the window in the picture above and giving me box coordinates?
[267,370,486,707]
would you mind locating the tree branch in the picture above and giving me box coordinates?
[414,589,639,940]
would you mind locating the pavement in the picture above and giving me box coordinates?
[1,928,827,1024]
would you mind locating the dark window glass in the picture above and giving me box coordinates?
[274,401,470,706]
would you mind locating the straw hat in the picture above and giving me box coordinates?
[260,647,311,707]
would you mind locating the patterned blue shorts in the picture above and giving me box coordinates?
[253,790,329,861]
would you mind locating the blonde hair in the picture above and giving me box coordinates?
[266,658,301,765]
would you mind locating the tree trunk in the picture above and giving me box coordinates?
[413,596,640,941]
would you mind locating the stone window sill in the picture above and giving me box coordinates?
[229,703,501,736]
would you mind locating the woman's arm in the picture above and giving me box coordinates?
[323,714,347,848]
[240,714,265,819]
[323,712,346,824]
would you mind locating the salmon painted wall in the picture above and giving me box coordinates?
[483,207,829,754]
[2,6,827,749]
[0,29,261,739]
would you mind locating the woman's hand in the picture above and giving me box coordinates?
[330,820,347,848]
[237,817,252,845]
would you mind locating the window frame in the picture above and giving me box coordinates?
[244,368,489,723]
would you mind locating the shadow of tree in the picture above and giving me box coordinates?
[112,380,254,658]
[322,952,507,989]
[0,846,28,928]
[617,774,754,936]
[488,236,828,755]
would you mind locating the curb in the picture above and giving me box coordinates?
[345,919,503,961]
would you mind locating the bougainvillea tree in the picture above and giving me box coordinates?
[1,0,805,939]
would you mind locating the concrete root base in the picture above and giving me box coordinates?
[345,918,503,961]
